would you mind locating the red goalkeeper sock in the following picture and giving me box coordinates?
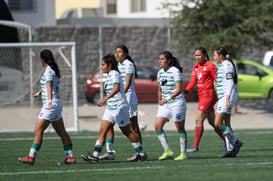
[192,125,204,149]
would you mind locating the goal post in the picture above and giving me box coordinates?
[0,42,79,132]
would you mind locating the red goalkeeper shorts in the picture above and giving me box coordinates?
[197,94,217,113]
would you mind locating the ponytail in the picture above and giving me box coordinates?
[115,45,138,78]
[40,49,60,78]
[214,47,238,84]
[160,51,183,73]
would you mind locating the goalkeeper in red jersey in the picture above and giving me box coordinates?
[184,47,225,152]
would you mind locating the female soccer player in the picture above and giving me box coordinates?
[18,49,75,165]
[81,54,147,162]
[155,51,187,161]
[184,47,225,152]
[213,47,242,157]
[99,45,142,161]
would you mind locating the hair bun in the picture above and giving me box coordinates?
[226,54,230,59]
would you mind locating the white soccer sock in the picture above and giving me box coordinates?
[29,147,38,158]
[131,141,143,153]
[225,136,233,151]
[64,145,73,158]
[106,142,113,153]
[64,150,73,158]
[105,138,114,153]
[179,136,187,153]
[29,144,40,158]
[223,126,237,146]
[157,131,170,150]
[93,140,103,157]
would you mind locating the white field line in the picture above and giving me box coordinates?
[0,136,96,141]
[0,166,165,176]
[1,130,273,142]
[1,162,273,176]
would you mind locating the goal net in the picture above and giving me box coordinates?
[0,42,79,132]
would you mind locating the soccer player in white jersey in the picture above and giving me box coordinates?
[81,54,147,163]
[155,51,187,161]
[99,45,142,161]
[213,47,243,158]
[18,49,75,165]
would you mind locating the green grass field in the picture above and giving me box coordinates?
[1,129,273,181]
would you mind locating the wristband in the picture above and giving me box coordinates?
[165,95,172,102]
[48,100,52,103]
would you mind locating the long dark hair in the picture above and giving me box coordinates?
[115,45,138,78]
[195,46,209,61]
[40,49,60,78]
[160,51,183,73]
[214,47,238,84]
[102,54,119,73]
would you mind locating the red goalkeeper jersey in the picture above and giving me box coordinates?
[185,60,217,97]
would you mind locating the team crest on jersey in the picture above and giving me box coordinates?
[203,67,207,71]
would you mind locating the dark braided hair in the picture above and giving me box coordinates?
[214,47,238,84]
[40,49,60,78]
[102,54,119,73]
[115,45,138,78]
[160,51,183,73]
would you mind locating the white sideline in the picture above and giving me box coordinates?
[1,162,273,176]
[1,130,273,142]
[0,166,165,176]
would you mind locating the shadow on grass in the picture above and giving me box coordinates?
[237,99,273,114]
[239,148,273,152]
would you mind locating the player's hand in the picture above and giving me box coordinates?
[226,101,230,109]
[97,98,106,107]
[32,92,40,97]
[47,102,52,110]
[226,96,230,109]
[159,99,167,106]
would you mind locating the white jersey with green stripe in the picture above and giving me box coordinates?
[40,66,61,105]
[118,59,135,93]
[104,70,128,110]
[157,66,184,104]
[216,60,237,100]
